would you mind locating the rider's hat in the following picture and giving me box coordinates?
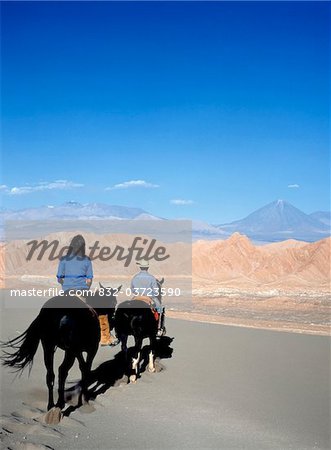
[136,259,149,268]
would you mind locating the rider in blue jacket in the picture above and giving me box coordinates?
[57,234,117,346]
[57,235,93,293]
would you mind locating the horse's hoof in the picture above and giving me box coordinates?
[129,375,137,383]
[44,406,62,425]
[148,365,156,373]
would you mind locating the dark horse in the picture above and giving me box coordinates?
[115,278,164,383]
[1,285,119,424]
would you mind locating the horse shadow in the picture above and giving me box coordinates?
[62,336,174,417]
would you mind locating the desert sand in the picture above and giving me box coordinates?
[1,292,330,450]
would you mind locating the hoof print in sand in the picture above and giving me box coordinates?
[6,442,54,450]
[43,407,62,426]
[77,402,96,414]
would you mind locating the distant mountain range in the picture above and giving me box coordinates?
[2,231,329,291]
[193,233,330,290]
[309,211,331,226]
[0,201,159,221]
[0,200,330,243]
[215,200,330,243]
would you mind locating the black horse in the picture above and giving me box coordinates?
[1,285,119,424]
[114,278,164,383]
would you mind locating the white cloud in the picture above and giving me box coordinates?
[8,180,84,195]
[170,199,194,205]
[288,184,300,189]
[0,185,8,192]
[105,180,159,190]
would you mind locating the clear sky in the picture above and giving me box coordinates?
[1,1,329,223]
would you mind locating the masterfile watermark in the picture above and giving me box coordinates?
[4,219,192,309]
[26,237,170,267]
[10,287,67,297]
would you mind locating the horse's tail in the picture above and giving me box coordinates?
[1,314,41,374]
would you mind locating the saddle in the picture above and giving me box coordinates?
[133,295,153,305]
[132,296,159,322]
[64,290,99,320]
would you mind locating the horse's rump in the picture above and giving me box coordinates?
[42,294,89,310]
[38,296,100,351]
[115,300,157,338]
[116,299,152,310]
[133,296,153,305]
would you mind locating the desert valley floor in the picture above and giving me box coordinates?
[0,292,330,450]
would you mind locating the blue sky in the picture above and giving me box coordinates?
[1,1,329,223]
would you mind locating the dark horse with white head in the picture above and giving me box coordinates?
[1,285,119,424]
[115,278,164,383]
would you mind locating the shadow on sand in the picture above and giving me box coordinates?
[62,336,174,417]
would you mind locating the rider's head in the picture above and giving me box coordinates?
[136,259,149,271]
[68,235,86,257]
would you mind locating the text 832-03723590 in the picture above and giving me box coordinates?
[96,287,181,297]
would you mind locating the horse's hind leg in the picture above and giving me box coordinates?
[56,351,75,410]
[148,336,156,373]
[120,334,128,354]
[42,341,55,410]
[76,348,96,407]
[129,336,142,384]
